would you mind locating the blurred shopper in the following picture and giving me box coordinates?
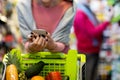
[0,15,17,60]
[4,0,13,18]
[73,0,113,80]
[0,0,2,13]
[16,0,76,53]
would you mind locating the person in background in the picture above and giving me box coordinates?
[0,0,2,13]
[4,0,13,18]
[16,0,76,53]
[0,15,17,60]
[73,0,114,80]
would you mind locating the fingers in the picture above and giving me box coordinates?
[28,34,48,52]
[27,31,50,52]
[40,37,48,49]
[27,32,36,42]
[46,32,51,38]
[36,35,47,49]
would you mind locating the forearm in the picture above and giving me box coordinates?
[49,42,66,53]
[25,41,67,53]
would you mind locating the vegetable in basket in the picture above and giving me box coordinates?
[63,75,69,80]
[25,61,45,78]
[45,71,62,80]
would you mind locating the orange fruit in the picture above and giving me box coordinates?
[31,76,45,80]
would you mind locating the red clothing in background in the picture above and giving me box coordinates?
[4,35,14,42]
[74,10,110,54]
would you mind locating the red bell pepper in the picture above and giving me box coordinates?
[45,71,62,80]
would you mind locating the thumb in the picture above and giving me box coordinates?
[46,32,51,38]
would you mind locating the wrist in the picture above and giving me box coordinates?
[48,43,57,52]
[48,42,65,52]
[26,42,34,53]
[25,42,37,53]
[25,42,31,52]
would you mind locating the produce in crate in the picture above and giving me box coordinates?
[45,71,62,80]
[5,52,21,80]
[25,61,45,78]
[18,71,27,80]
[63,75,69,80]
[6,64,18,80]
[31,75,45,80]
[3,49,85,80]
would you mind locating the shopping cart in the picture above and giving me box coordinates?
[2,49,86,80]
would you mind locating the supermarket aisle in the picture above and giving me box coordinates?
[71,0,120,80]
[0,0,24,61]
[0,0,120,80]
[97,0,120,80]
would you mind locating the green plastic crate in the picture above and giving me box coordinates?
[3,49,86,80]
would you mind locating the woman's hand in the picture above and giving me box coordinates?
[27,32,48,53]
[45,33,57,52]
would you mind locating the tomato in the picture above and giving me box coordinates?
[45,71,62,80]
[45,75,50,80]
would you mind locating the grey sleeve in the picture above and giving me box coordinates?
[16,5,31,43]
[52,7,75,45]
